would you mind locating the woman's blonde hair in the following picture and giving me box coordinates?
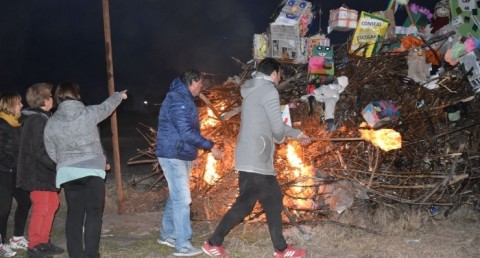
[0,91,21,115]
[26,83,53,108]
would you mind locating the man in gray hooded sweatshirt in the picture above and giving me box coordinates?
[202,58,311,258]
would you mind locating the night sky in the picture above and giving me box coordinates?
[1,0,437,109]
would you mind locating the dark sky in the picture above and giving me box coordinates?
[0,0,436,108]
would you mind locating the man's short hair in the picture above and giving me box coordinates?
[180,69,202,86]
[257,58,281,76]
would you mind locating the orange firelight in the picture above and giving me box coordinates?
[359,128,402,151]
[203,153,219,185]
[201,109,219,129]
[200,102,226,130]
[285,143,315,209]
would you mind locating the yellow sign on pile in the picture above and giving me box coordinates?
[349,12,389,58]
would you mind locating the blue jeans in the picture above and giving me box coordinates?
[157,157,192,247]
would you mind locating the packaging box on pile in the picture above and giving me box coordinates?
[349,12,390,58]
[328,6,358,32]
[361,100,400,128]
[308,45,334,75]
[270,0,312,63]
[449,0,480,38]
[372,10,396,39]
[253,34,270,60]
[459,49,480,93]
[308,34,330,58]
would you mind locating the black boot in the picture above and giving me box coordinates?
[27,247,53,258]
[36,242,64,255]
[325,118,336,132]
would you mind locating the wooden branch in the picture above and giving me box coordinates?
[283,208,308,235]
[199,93,223,121]
[127,159,157,165]
[373,174,469,189]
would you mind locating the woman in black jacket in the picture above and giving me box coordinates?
[17,83,64,258]
[0,91,30,257]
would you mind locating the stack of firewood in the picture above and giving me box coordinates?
[129,43,480,221]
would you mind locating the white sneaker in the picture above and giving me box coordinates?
[9,236,28,250]
[0,244,16,258]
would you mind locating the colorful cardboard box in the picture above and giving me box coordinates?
[361,101,400,127]
[270,0,312,63]
[328,6,358,32]
[449,0,480,38]
[349,12,390,57]
[308,34,330,58]
[308,45,334,75]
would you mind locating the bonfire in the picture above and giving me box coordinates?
[128,43,480,225]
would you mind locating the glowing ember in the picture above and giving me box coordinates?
[200,103,226,129]
[203,153,220,185]
[201,109,219,129]
[285,143,315,209]
[359,128,402,151]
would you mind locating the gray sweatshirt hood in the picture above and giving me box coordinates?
[241,72,275,98]
[54,100,85,122]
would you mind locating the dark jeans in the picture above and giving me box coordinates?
[209,171,287,251]
[63,176,105,258]
[0,172,31,244]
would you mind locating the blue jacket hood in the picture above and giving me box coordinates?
[169,77,192,98]
[155,77,213,160]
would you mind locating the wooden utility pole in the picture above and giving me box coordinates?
[102,0,124,214]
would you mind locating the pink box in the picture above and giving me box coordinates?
[329,7,358,32]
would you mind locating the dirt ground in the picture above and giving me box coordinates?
[10,197,479,258]
[7,110,480,257]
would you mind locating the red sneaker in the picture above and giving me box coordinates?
[274,244,307,258]
[202,241,228,257]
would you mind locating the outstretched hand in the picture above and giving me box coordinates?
[211,146,223,160]
[297,132,311,146]
[120,90,128,99]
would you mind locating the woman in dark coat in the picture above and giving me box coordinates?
[0,91,30,257]
[17,83,64,258]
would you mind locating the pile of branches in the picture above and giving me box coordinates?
[274,43,480,217]
[128,44,480,221]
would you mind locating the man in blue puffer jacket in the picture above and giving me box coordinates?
[155,69,222,257]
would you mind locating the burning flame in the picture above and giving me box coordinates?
[203,153,219,185]
[201,103,226,129]
[359,128,402,151]
[201,109,219,129]
[285,143,315,209]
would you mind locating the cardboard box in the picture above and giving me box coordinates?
[269,0,312,63]
[361,101,400,127]
[328,6,358,32]
[253,34,269,60]
[449,0,480,38]
[308,45,334,75]
[308,34,330,57]
[459,49,480,93]
[349,12,390,58]
[270,23,308,63]
[275,0,313,24]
